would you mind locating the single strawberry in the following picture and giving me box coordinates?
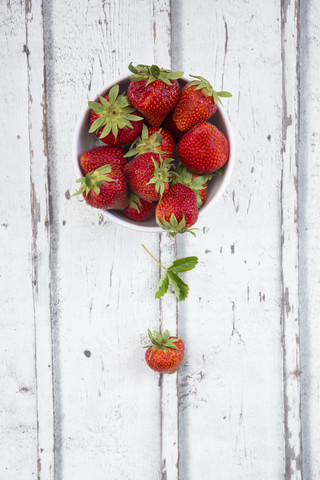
[124,124,175,160]
[127,63,183,127]
[123,192,157,221]
[172,165,208,208]
[156,183,199,236]
[144,329,184,374]
[172,76,232,132]
[124,153,174,202]
[178,122,229,174]
[88,84,143,146]
[73,165,128,210]
[80,146,127,175]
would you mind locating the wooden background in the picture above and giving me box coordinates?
[1,0,319,478]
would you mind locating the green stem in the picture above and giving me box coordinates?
[141,244,166,270]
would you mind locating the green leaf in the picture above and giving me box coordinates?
[88,116,106,133]
[165,71,184,79]
[168,256,198,273]
[88,101,105,113]
[154,331,163,343]
[150,65,161,77]
[99,122,112,139]
[108,84,119,104]
[155,270,169,299]
[124,113,144,122]
[162,330,170,343]
[99,95,109,107]
[217,91,232,97]
[124,147,140,158]
[111,122,118,139]
[167,271,189,301]
[128,62,139,74]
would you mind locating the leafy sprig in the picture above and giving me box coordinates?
[142,244,198,301]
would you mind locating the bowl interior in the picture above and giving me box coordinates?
[73,76,234,231]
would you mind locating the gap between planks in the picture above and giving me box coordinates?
[25,0,55,478]
[153,0,180,478]
[280,0,303,478]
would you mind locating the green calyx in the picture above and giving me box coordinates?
[88,84,143,140]
[128,62,183,86]
[72,165,115,197]
[205,167,225,179]
[145,329,181,354]
[156,213,198,237]
[147,155,174,197]
[172,164,208,208]
[128,192,142,213]
[188,75,232,104]
[124,124,166,158]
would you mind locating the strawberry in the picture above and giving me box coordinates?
[74,165,128,210]
[124,124,175,160]
[162,111,184,142]
[144,329,184,374]
[156,183,199,236]
[178,122,229,174]
[172,165,208,208]
[80,146,127,175]
[172,76,232,132]
[88,84,143,146]
[123,192,157,221]
[127,63,183,127]
[124,153,173,202]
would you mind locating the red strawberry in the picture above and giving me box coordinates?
[156,183,199,236]
[172,165,208,208]
[127,63,183,127]
[74,165,128,210]
[178,122,229,174]
[162,111,184,142]
[145,329,184,374]
[80,146,127,175]
[124,124,175,160]
[124,153,173,202]
[172,76,232,132]
[88,84,143,146]
[123,192,157,221]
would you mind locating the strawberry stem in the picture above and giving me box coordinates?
[142,244,166,269]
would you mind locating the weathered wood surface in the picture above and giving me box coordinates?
[1,0,320,478]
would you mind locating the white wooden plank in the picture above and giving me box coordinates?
[172,0,285,478]
[153,1,180,478]
[42,0,172,477]
[159,234,179,480]
[280,1,302,478]
[0,1,38,478]
[299,0,320,478]
[25,0,55,477]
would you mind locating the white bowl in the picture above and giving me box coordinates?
[72,75,235,233]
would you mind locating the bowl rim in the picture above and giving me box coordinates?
[72,74,235,233]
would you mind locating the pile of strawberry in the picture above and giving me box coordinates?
[74,63,231,236]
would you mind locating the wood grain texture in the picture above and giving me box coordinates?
[42,0,170,478]
[152,1,180,478]
[1,1,39,478]
[280,0,302,477]
[2,0,320,478]
[26,0,55,477]
[299,0,320,478]
[172,0,285,478]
